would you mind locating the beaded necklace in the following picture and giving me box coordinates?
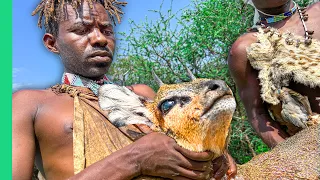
[62,72,113,96]
[297,6,314,45]
[257,1,297,24]
[255,1,313,45]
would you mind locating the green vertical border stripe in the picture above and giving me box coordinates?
[1,0,12,179]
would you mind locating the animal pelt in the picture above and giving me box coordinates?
[247,27,320,105]
[98,84,154,127]
[236,120,320,180]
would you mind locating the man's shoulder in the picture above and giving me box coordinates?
[130,84,152,90]
[227,32,259,80]
[13,88,54,99]
[230,32,257,56]
[12,89,60,122]
[228,32,257,67]
[12,88,59,106]
[129,84,156,100]
[309,2,320,10]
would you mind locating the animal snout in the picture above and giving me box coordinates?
[204,80,229,92]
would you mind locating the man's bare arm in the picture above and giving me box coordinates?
[69,132,214,180]
[12,90,38,180]
[228,35,289,148]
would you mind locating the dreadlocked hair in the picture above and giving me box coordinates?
[31,0,127,36]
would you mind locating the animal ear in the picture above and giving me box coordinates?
[43,33,59,54]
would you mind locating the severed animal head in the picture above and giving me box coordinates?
[98,74,236,157]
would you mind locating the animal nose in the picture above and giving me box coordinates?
[205,80,229,92]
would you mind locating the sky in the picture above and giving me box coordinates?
[13,0,191,92]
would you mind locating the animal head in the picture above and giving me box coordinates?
[98,76,236,157]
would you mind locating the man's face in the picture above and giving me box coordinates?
[55,2,115,79]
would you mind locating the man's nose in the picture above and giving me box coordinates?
[89,28,109,47]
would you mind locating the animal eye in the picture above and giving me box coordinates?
[160,99,176,114]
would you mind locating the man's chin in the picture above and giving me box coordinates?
[95,61,110,68]
[80,67,110,80]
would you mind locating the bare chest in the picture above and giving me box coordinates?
[34,95,75,177]
[276,9,320,112]
[35,96,74,146]
[277,7,320,40]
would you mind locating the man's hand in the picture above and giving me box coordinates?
[132,132,214,179]
[211,152,237,180]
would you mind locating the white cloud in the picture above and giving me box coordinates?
[12,67,33,92]
[13,68,21,78]
[12,83,33,92]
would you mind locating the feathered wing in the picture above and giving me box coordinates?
[279,88,312,128]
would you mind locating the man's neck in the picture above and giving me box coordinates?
[258,1,293,19]
[62,72,113,95]
[64,70,105,81]
[256,0,297,27]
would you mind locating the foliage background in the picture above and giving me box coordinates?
[109,0,314,164]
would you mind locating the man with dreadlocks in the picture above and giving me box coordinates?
[228,0,320,148]
[12,0,233,179]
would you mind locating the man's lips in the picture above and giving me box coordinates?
[87,51,113,60]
